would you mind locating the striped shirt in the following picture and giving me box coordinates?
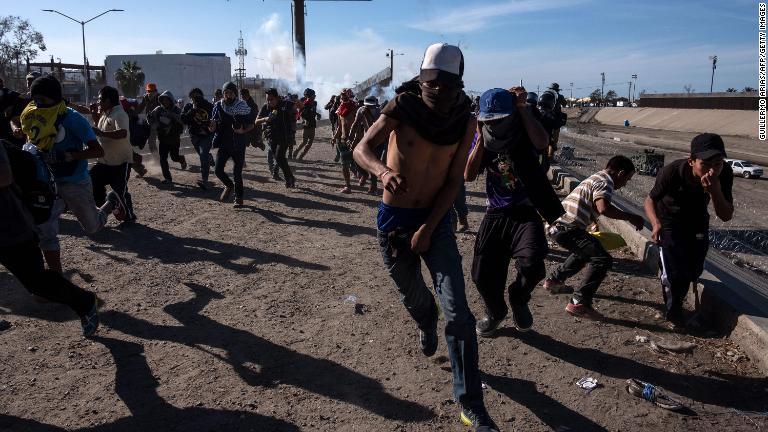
[556,170,614,229]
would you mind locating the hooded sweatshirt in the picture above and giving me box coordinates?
[149,91,183,141]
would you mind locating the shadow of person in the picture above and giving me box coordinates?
[482,373,608,431]
[243,206,376,237]
[515,330,767,411]
[102,282,434,423]
[0,273,72,323]
[60,221,330,275]
[91,336,301,432]
[0,338,300,432]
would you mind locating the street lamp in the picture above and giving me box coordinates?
[42,9,124,103]
[709,55,717,93]
[569,82,574,106]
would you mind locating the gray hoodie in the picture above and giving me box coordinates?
[149,91,182,136]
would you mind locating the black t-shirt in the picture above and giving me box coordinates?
[181,99,213,136]
[300,99,318,128]
[649,158,734,233]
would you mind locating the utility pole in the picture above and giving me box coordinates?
[292,0,305,83]
[627,81,632,104]
[600,72,605,105]
[290,1,371,83]
[569,82,573,106]
[709,55,717,93]
[385,49,404,85]
[631,74,637,103]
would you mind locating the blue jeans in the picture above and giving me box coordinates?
[191,135,213,182]
[377,222,483,408]
[215,140,247,199]
[267,143,275,173]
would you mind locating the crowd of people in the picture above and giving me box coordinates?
[0,42,735,432]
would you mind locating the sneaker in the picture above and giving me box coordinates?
[565,301,604,321]
[106,191,125,221]
[272,171,283,181]
[196,180,208,190]
[367,186,378,195]
[460,406,499,432]
[219,187,233,202]
[511,303,533,331]
[476,315,505,338]
[544,278,573,294]
[135,165,148,177]
[234,197,244,208]
[180,159,187,170]
[285,177,296,189]
[161,178,172,185]
[80,299,100,337]
[419,329,438,357]
[340,186,352,194]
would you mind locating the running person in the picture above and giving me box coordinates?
[90,85,136,222]
[353,43,499,431]
[209,82,254,207]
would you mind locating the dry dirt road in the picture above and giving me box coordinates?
[1,125,766,432]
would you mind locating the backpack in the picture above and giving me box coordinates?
[2,140,57,224]
[130,117,150,149]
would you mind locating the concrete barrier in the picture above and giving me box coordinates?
[597,216,659,274]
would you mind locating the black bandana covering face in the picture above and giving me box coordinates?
[420,83,461,116]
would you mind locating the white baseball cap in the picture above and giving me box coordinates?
[419,43,464,85]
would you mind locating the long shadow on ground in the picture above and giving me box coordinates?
[102,282,434,423]
[243,206,376,237]
[515,330,768,411]
[58,221,329,274]
[0,336,299,432]
[483,373,608,431]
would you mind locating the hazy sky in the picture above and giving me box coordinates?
[9,0,759,97]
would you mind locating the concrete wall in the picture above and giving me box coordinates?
[592,107,759,138]
[639,92,758,110]
[105,54,231,103]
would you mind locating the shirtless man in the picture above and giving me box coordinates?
[354,43,498,432]
[332,88,358,193]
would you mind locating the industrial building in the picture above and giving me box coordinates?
[105,52,231,102]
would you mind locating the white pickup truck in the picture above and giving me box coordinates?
[726,159,763,179]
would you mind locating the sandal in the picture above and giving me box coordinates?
[625,378,685,411]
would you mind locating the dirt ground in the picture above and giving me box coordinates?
[1,124,767,432]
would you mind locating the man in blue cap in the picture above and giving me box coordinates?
[465,87,561,337]
[354,43,498,431]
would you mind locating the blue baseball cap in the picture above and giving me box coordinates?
[478,88,515,122]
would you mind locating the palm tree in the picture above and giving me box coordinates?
[114,60,145,98]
